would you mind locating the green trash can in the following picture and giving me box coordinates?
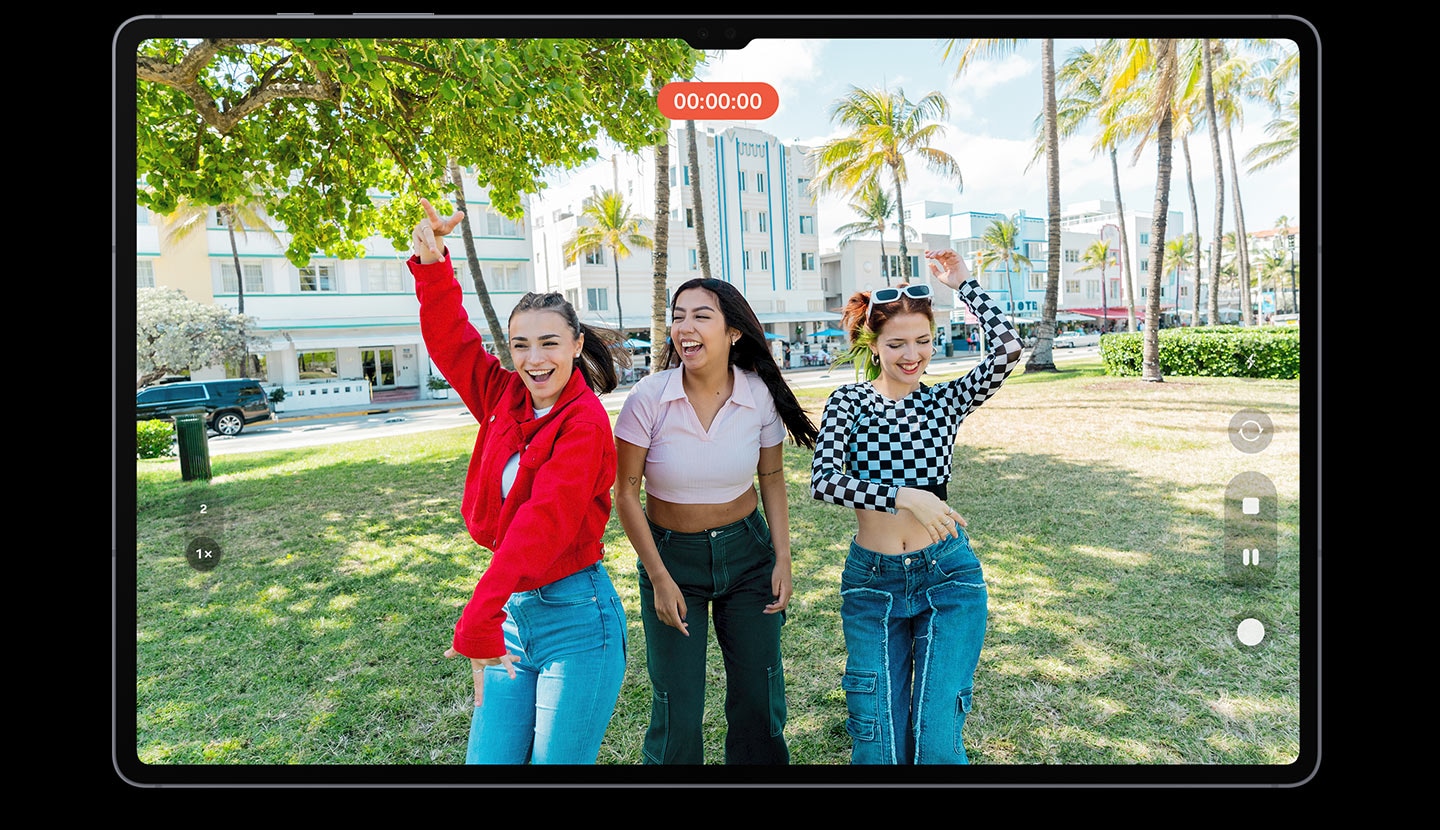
[174,408,212,481]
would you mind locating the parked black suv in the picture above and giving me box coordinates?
[136,378,274,436]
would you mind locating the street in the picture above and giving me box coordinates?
[194,345,1099,456]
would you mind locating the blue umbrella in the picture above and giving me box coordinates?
[763,332,786,341]
[622,338,651,350]
[812,327,846,338]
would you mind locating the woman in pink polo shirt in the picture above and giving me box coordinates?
[614,277,818,764]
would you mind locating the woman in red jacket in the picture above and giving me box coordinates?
[409,198,628,764]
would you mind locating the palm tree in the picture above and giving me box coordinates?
[565,188,653,337]
[834,182,910,287]
[1075,239,1115,323]
[162,191,282,376]
[976,216,1032,320]
[1202,38,1225,329]
[946,37,1060,369]
[811,85,962,280]
[1055,40,1141,333]
[1107,38,1180,381]
[1163,234,1197,324]
[448,157,513,369]
[651,133,672,357]
[1244,94,1299,174]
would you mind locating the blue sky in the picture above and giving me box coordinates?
[586,36,1303,254]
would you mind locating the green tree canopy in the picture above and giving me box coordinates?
[135,37,701,264]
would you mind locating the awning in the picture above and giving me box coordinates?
[1064,306,1172,320]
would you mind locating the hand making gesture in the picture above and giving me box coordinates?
[413,197,467,264]
[925,248,972,291]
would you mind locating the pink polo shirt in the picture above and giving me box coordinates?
[614,366,785,504]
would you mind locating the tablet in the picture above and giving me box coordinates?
[117,13,1320,789]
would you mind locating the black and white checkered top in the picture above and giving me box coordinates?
[810,279,1024,513]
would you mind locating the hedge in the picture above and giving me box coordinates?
[1097,325,1300,379]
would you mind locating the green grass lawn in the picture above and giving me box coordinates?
[130,358,1304,771]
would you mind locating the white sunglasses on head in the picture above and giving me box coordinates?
[866,283,932,324]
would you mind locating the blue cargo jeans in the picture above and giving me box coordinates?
[839,531,987,764]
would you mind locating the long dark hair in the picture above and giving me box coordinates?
[660,278,818,449]
[510,292,628,395]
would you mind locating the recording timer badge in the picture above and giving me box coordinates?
[183,490,225,572]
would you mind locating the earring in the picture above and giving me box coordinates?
[575,352,581,359]
[732,338,738,346]
[871,352,880,365]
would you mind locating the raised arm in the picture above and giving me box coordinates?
[926,249,1024,412]
[407,198,509,415]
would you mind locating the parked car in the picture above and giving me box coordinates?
[1054,332,1101,348]
[135,378,275,436]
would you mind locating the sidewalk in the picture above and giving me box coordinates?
[266,349,989,425]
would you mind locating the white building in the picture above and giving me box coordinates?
[530,122,838,353]
[136,170,535,411]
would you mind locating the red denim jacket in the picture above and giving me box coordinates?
[410,251,616,658]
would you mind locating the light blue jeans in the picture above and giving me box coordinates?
[839,532,988,764]
[465,562,627,764]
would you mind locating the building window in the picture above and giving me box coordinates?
[137,260,155,288]
[483,207,523,238]
[587,287,608,311]
[742,210,751,232]
[738,172,746,192]
[760,250,768,271]
[685,208,694,229]
[1064,249,1079,263]
[800,252,815,271]
[1029,272,1045,291]
[1140,286,1148,299]
[1139,259,1149,273]
[799,215,814,234]
[743,250,752,271]
[222,262,264,294]
[669,166,677,187]
[297,350,339,379]
[758,212,767,232]
[1085,279,1099,299]
[364,260,406,292]
[565,288,580,307]
[1065,279,1080,294]
[584,249,605,266]
[488,263,526,291]
[683,165,691,186]
[756,173,765,192]
[136,205,151,225]
[299,264,333,292]
[688,249,698,270]
[1026,242,1045,260]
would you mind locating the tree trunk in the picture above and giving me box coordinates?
[1143,41,1176,383]
[612,248,624,336]
[1204,39,1224,327]
[449,158,513,369]
[1182,136,1202,326]
[688,121,712,281]
[652,135,671,355]
[892,169,911,279]
[1226,125,1253,325]
[226,212,249,373]
[1025,37,1060,372]
[1110,147,1138,333]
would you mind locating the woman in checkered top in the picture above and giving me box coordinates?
[809,248,1023,764]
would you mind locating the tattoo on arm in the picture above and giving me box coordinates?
[758,469,783,477]
[627,476,639,486]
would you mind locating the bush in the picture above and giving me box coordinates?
[1100,326,1300,379]
[137,419,176,459]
